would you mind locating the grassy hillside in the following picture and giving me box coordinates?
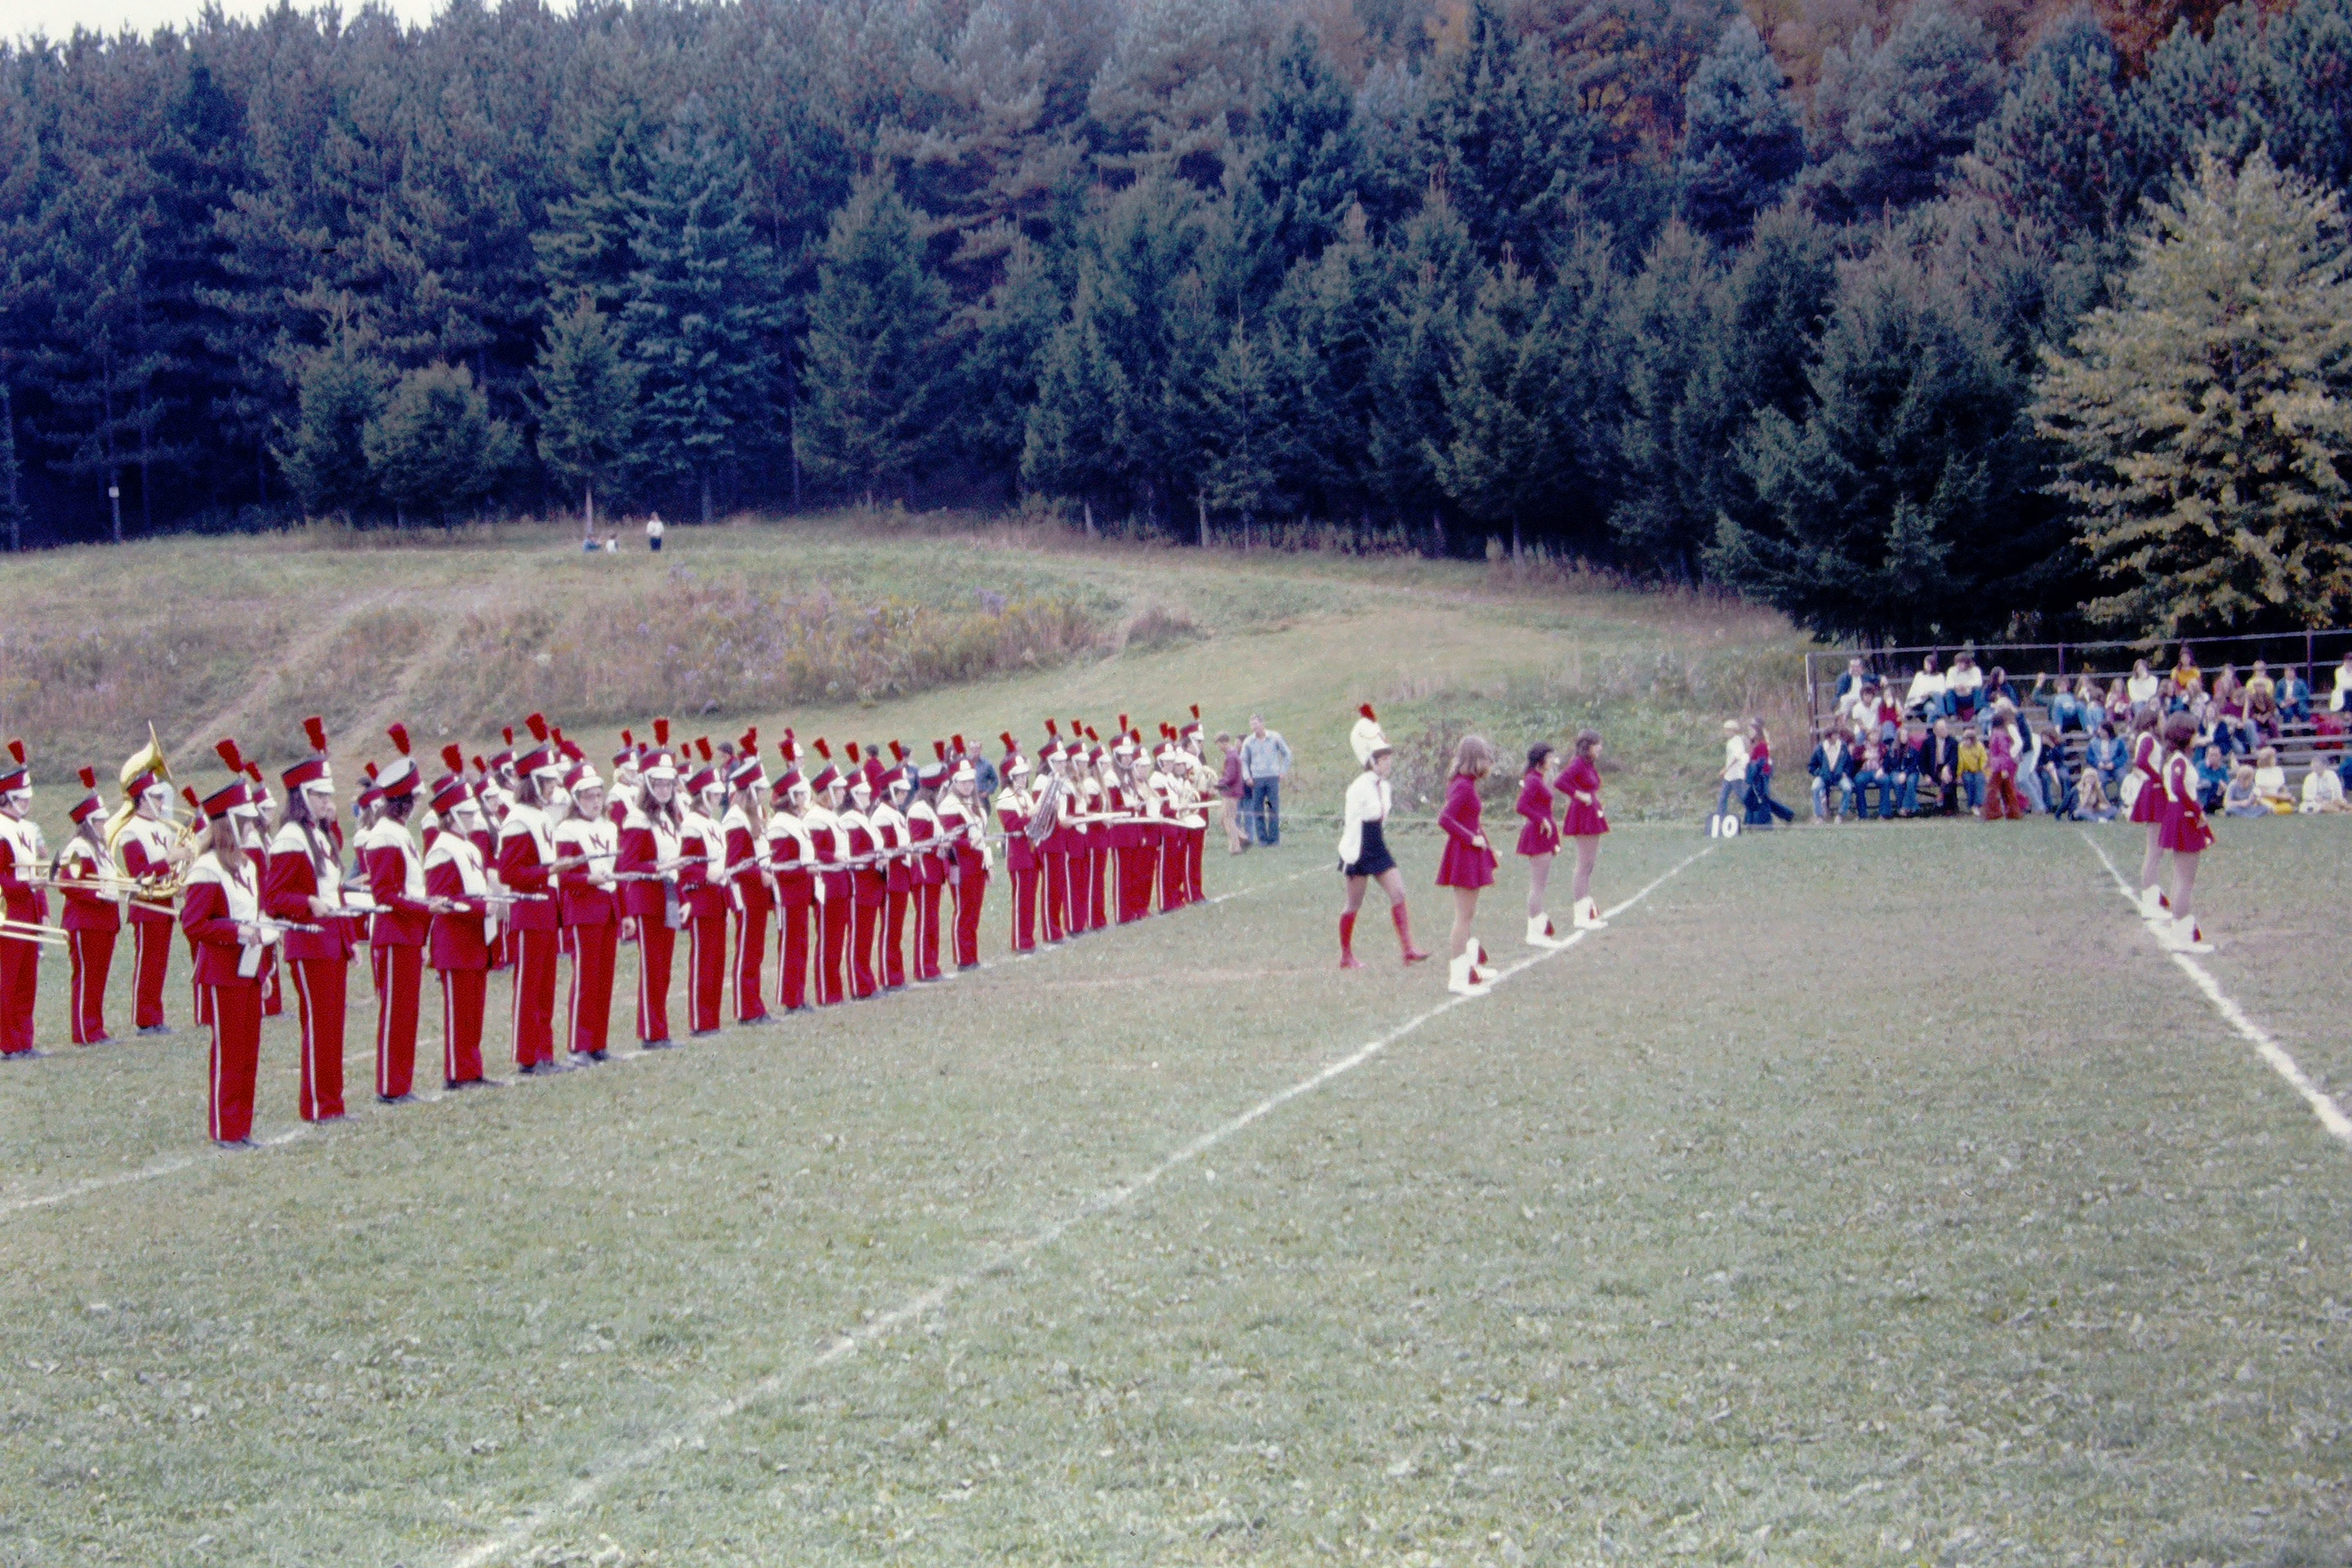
[0,510,1813,832]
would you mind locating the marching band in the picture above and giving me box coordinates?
[0,709,1223,1146]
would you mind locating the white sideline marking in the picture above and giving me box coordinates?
[0,862,1315,1220]
[437,846,1711,1568]
[2078,830,2352,1150]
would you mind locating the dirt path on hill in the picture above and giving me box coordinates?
[171,587,401,756]
[338,567,527,744]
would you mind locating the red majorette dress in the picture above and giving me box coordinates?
[1559,754,1609,837]
[1513,768,1558,858]
[2127,731,2167,825]
[1436,774,1497,889]
[2158,750,2216,854]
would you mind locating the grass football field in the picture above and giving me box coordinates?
[2,809,2349,1568]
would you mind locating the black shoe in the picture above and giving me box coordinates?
[445,1077,499,1091]
[82,1035,115,1047]
[689,1028,721,1038]
[2,1048,44,1061]
[537,1056,577,1074]
[138,1024,173,1037]
[640,1038,676,1050]
[215,1138,256,1151]
[377,1093,416,1106]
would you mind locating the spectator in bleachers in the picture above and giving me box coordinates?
[1928,719,1961,815]
[1983,723,2022,820]
[2278,664,2311,723]
[1833,657,1868,718]
[2212,662,2244,727]
[2016,722,2049,814]
[2034,726,2074,817]
[2301,761,2347,813]
[2103,678,2136,726]
[1872,684,1903,746]
[1887,724,1924,817]
[2038,674,2095,733]
[2196,743,2230,811]
[1807,729,1855,822]
[2078,768,2118,821]
[1956,728,1987,811]
[2243,662,2279,735]
[2332,652,2352,713]
[2222,764,2264,817]
[1947,651,1984,720]
[2252,746,2293,813]
[2126,657,2161,710]
[1851,742,1888,818]
[2169,646,2203,708]
[2087,721,2127,792]
[1981,666,2022,719]
[1905,654,1947,719]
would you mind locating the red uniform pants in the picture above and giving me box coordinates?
[1117,847,1149,923]
[68,927,114,1045]
[883,889,909,988]
[1067,849,1091,933]
[1089,844,1109,931]
[372,943,423,1099]
[915,883,943,980]
[775,902,811,1010]
[1009,866,1037,951]
[731,902,771,1022]
[289,957,348,1120]
[817,896,849,1005]
[0,935,35,1055]
[849,898,880,1000]
[1187,827,1206,906]
[1160,835,1183,911]
[635,920,675,1043]
[131,916,172,1030]
[510,927,559,1067]
[687,912,726,1032]
[566,922,617,1056]
[951,873,985,969]
[438,967,486,1085]
[1041,851,1067,942]
[205,981,261,1143]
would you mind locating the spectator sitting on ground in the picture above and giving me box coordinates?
[2127,657,2161,710]
[2302,761,2348,813]
[1905,654,1947,719]
[1808,728,1855,822]
[1956,729,1988,811]
[1946,651,1984,719]
[2223,764,2265,817]
[2278,664,2312,723]
[2252,746,2293,812]
[2078,768,2118,822]
[2197,744,2231,812]
[2086,721,2127,791]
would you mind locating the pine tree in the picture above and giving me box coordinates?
[0,384,25,552]
[1272,205,1380,511]
[1428,254,1561,555]
[534,290,640,536]
[1225,25,1365,310]
[1677,16,1802,244]
[1022,278,1134,523]
[1369,186,1479,526]
[274,312,391,523]
[1609,222,1724,577]
[797,175,957,505]
[1199,317,1298,536]
[1418,0,1597,265]
[958,236,1067,485]
[2034,149,2352,636]
[363,363,521,527]
[1963,12,2146,251]
[1800,1,2003,225]
[623,96,782,524]
[537,67,658,317]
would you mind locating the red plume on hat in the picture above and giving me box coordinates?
[245,762,264,784]
[214,738,245,774]
[743,727,759,749]
[1191,703,1200,720]
[1117,713,1129,733]
[1359,702,1376,720]
[932,739,947,761]
[1044,718,1058,738]
[441,743,464,773]
[999,731,1015,752]
[951,733,965,753]
[1087,726,1100,742]
[470,755,487,774]
[1069,717,1082,737]
[3,737,23,766]
[621,728,635,749]
[847,741,864,765]
[653,717,670,746]
[78,765,96,791]
[364,762,381,782]
[812,737,831,760]
[501,726,515,747]
[889,741,905,763]
[525,713,549,743]
[303,715,329,754]
[697,737,713,762]
[180,785,203,815]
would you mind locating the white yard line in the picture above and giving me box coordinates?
[437,844,1712,1568]
[2078,829,2352,1150]
[0,863,1319,1221]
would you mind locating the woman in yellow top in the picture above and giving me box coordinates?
[2169,645,2203,704]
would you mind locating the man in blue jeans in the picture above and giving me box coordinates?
[1239,715,1291,846]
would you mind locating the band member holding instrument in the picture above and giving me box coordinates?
[806,742,851,1007]
[555,753,620,1062]
[497,715,568,1075]
[113,740,187,1035]
[840,746,883,1000]
[873,747,915,991]
[679,740,731,1037]
[906,746,950,982]
[721,731,773,1026]
[363,725,445,1102]
[938,740,991,973]
[265,718,355,1120]
[423,763,497,1089]
[617,724,684,1049]
[181,773,276,1144]
[0,740,47,1058]
[995,735,1039,954]
[765,740,817,1014]
[56,768,120,1046]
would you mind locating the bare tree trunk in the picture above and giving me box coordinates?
[584,480,595,541]
[1196,492,1207,549]
[1084,499,1098,538]
[701,470,713,526]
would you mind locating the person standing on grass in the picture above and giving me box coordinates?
[1560,730,1610,930]
[1926,718,1960,815]
[0,742,46,1059]
[115,760,187,1036]
[54,768,119,1047]
[939,746,992,970]
[1336,706,1431,969]
[1218,732,1250,853]
[2127,710,2172,920]
[498,719,568,1076]
[678,743,732,1036]
[723,737,773,1024]
[1239,715,1291,846]
[1982,724,2021,822]
[906,749,951,981]
[363,729,447,1104]
[421,768,497,1091]
[2158,712,2216,951]
[1436,735,1500,998]
[1744,719,1794,827]
[807,743,853,1003]
[1713,721,1748,832]
[265,722,354,1120]
[993,737,1040,952]
[180,777,274,1144]
[764,757,818,1012]
[1515,740,1565,947]
[645,512,665,553]
[616,735,685,1049]
[555,758,621,1062]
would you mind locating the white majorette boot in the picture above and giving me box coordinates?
[1525,913,1566,949]
[1447,951,1493,997]
[2138,884,2172,922]
[1468,939,1499,985]
[1573,897,1608,930]
[2158,915,2215,953]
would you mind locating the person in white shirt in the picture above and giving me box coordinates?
[2333,653,2352,713]
[2301,763,2347,813]
[2252,747,2292,811]
[645,513,666,553]
[1335,709,1429,969]
[1946,652,1985,718]
[1714,720,1749,830]
[2126,658,2161,710]
[1904,655,1947,718]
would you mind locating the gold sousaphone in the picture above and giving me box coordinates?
[104,723,198,902]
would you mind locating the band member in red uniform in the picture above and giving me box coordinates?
[1155,732,1187,913]
[265,719,355,1120]
[1437,734,1500,998]
[939,744,991,971]
[1115,735,1155,924]
[362,726,441,1102]
[721,733,773,1024]
[1061,728,1094,934]
[1180,706,1209,906]
[679,741,731,1036]
[1038,726,1072,942]
[617,729,685,1049]
[805,742,852,1006]
[1560,729,1610,930]
[906,746,949,981]
[995,736,1038,953]
[113,751,185,1035]
[0,741,47,1058]
[840,748,884,1000]
[1081,734,1112,931]
[555,756,620,1062]
[422,764,497,1089]
[497,716,568,1074]
[2127,710,2171,921]
[181,777,274,1144]
[2157,712,2217,952]
[873,748,915,989]
[482,729,518,971]
[56,768,119,1045]
[239,761,287,1021]
[1514,739,1565,948]
[765,755,819,1011]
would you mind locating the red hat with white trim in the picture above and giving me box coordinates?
[356,761,383,813]
[379,724,419,800]
[1181,703,1203,738]
[1000,731,1027,777]
[0,737,27,794]
[430,770,472,817]
[283,715,332,791]
[488,726,517,773]
[69,765,104,823]
[517,713,561,778]
[642,718,677,780]
[805,737,838,793]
